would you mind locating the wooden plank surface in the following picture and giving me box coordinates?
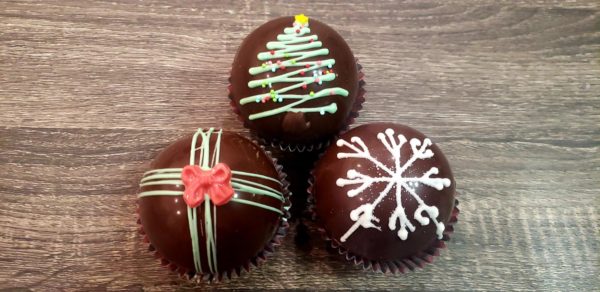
[1,0,599,290]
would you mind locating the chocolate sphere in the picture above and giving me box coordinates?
[138,129,290,280]
[229,15,363,145]
[312,123,456,269]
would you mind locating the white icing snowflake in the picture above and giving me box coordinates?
[335,128,451,242]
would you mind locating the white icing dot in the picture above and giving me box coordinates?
[398,229,408,240]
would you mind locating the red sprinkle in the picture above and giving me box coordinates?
[302,84,307,89]
[309,39,314,43]
[305,64,310,68]
[295,29,300,33]
[280,66,286,70]
[330,89,335,95]
[300,71,305,76]
[317,60,322,65]
[270,50,275,55]
[315,78,320,83]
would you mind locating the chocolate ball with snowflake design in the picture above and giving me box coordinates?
[311,123,458,272]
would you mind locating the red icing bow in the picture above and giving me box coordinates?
[181,163,234,208]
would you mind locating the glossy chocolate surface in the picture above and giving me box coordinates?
[312,123,456,262]
[138,131,286,276]
[229,16,359,144]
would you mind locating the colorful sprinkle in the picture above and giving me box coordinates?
[309,91,315,96]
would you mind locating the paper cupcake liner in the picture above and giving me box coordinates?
[307,161,459,274]
[136,140,292,283]
[228,59,366,153]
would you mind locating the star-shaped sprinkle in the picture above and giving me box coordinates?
[295,14,309,25]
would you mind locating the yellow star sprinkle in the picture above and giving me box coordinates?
[295,14,309,25]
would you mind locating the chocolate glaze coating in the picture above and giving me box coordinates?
[312,123,456,262]
[138,131,288,278]
[229,16,359,144]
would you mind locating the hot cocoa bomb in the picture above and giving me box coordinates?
[311,123,458,272]
[137,128,290,280]
[229,14,363,147]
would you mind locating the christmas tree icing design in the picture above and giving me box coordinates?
[239,14,349,120]
[335,128,451,242]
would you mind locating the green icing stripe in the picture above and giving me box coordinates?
[291,103,337,114]
[231,180,283,201]
[188,128,204,274]
[187,207,202,273]
[240,21,349,120]
[247,88,347,120]
[138,190,183,197]
[189,129,202,166]
[204,195,217,273]
[203,130,220,273]
[231,177,282,196]
[139,180,182,187]
[231,170,283,185]
[143,168,183,176]
[140,173,181,183]
[230,198,284,215]
[247,60,335,83]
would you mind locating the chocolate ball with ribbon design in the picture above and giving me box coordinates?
[137,128,290,281]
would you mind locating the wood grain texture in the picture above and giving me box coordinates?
[1,0,599,290]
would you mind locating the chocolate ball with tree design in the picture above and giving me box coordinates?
[229,14,364,149]
[311,123,458,273]
[137,128,290,281]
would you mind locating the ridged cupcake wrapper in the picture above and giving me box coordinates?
[136,140,292,283]
[228,59,366,153]
[307,158,459,274]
